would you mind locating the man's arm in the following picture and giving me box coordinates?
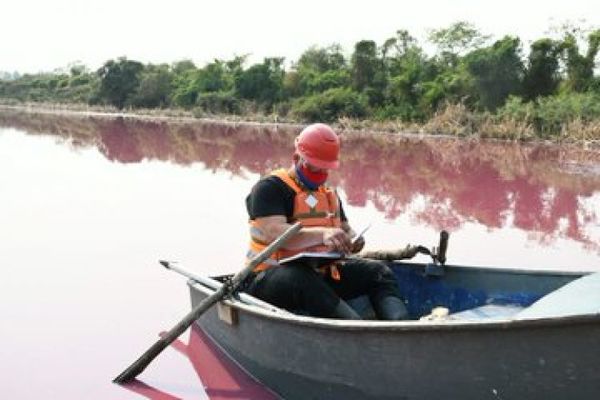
[254,215,353,254]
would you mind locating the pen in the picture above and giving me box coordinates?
[352,223,372,245]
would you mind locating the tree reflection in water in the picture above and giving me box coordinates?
[1,109,599,252]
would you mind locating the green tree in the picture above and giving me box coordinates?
[384,50,429,119]
[464,36,524,110]
[171,68,198,108]
[171,57,244,108]
[428,21,490,68]
[522,39,562,100]
[234,57,285,109]
[351,40,388,107]
[351,40,379,91]
[561,29,600,92]
[383,30,418,61]
[291,87,368,122]
[419,66,474,115]
[380,30,445,120]
[296,44,346,73]
[428,21,489,54]
[292,45,349,96]
[171,59,196,75]
[131,65,173,108]
[224,55,247,81]
[69,63,88,77]
[96,57,144,109]
[195,60,232,93]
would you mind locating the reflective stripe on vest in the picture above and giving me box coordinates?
[247,168,342,274]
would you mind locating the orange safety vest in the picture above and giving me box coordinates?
[247,168,343,279]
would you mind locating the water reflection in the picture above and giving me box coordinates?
[123,326,277,400]
[124,380,182,400]
[1,108,599,253]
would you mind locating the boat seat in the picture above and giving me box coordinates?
[516,272,600,320]
[449,304,524,321]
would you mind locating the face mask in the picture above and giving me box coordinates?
[295,162,328,190]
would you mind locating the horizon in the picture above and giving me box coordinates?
[2,0,599,74]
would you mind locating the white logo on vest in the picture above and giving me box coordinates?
[305,194,318,208]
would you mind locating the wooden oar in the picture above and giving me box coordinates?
[113,222,302,384]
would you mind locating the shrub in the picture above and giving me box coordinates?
[535,93,600,135]
[196,91,241,114]
[290,88,368,122]
[372,103,421,122]
[496,92,600,137]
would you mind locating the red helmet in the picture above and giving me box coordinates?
[294,123,340,169]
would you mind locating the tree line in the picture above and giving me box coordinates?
[1,21,599,138]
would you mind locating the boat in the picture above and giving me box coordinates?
[187,262,600,400]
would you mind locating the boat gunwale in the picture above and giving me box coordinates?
[189,264,600,332]
[390,261,594,276]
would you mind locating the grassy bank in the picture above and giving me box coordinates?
[1,99,599,145]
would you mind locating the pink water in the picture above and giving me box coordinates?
[1,109,599,399]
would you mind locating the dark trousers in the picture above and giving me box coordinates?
[245,258,403,319]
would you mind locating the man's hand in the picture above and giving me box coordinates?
[323,228,353,254]
[401,244,430,259]
[351,235,365,253]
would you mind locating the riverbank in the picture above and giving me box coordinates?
[1,100,599,147]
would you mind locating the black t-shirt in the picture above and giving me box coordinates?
[246,175,347,222]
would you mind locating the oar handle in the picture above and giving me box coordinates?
[113,222,302,384]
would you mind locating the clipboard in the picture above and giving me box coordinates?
[279,251,343,267]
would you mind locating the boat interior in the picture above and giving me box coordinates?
[368,263,599,321]
[215,262,600,322]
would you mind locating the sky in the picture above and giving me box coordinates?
[1,0,599,74]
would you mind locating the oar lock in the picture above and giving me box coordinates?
[422,230,449,277]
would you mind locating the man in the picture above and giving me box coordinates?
[244,123,409,320]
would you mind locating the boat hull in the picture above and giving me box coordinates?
[189,263,600,400]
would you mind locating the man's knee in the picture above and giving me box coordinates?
[359,259,396,281]
[259,264,323,293]
[358,260,401,298]
[256,265,342,317]
[281,264,322,285]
